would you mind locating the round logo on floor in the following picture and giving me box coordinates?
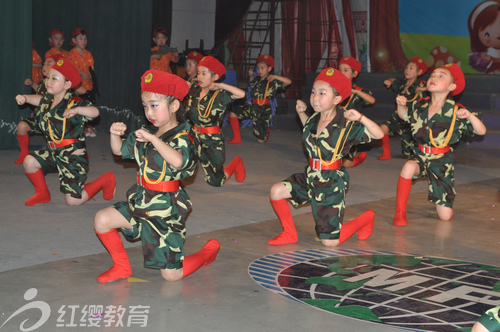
[248,249,500,332]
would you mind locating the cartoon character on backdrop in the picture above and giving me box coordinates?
[468,0,500,74]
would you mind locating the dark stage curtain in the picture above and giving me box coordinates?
[0,0,32,149]
[214,0,252,48]
[369,0,407,72]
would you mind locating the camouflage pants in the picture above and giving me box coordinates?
[344,145,358,161]
[232,103,272,141]
[194,132,227,187]
[411,153,455,208]
[21,117,42,135]
[283,172,348,240]
[113,197,188,270]
[476,306,500,332]
[383,110,415,157]
[33,147,88,199]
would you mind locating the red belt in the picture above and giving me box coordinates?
[137,174,180,192]
[193,125,221,134]
[47,138,78,149]
[418,143,450,155]
[309,158,342,171]
[252,98,270,105]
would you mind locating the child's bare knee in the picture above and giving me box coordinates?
[321,239,340,247]
[160,269,182,282]
[270,183,287,200]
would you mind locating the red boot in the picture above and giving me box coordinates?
[339,209,375,244]
[393,176,412,226]
[224,157,246,182]
[268,198,298,245]
[351,152,367,167]
[25,169,51,206]
[15,134,30,164]
[378,134,391,160]
[84,172,116,200]
[182,239,220,279]
[96,229,132,283]
[228,116,241,144]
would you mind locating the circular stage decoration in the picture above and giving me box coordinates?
[248,249,500,332]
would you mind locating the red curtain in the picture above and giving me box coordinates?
[342,0,357,57]
[369,0,407,72]
[282,0,342,98]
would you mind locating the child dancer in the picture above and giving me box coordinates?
[150,27,179,74]
[94,70,219,283]
[379,56,428,160]
[393,63,486,226]
[45,28,69,60]
[183,51,203,84]
[228,54,291,144]
[15,54,62,164]
[337,56,376,168]
[15,58,115,206]
[268,68,384,246]
[184,55,246,187]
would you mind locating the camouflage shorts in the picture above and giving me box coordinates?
[113,200,186,270]
[194,133,227,187]
[232,103,272,140]
[21,117,42,135]
[411,154,455,208]
[33,148,88,199]
[283,172,346,240]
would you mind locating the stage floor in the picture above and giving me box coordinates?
[0,126,498,331]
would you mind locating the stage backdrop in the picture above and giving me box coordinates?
[399,0,500,74]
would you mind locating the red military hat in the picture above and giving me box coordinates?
[257,54,274,68]
[52,58,81,89]
[339,56,361,73]
[141,69,189,100]
[48,28,65,47]
[50,28,65,37]
[409,56,428,74]
[198,56,226,77]
[439,63,465,96]
[314,67,352,102]
[70,28,87,46]
[153,27,167,37]
[187,51,204,63]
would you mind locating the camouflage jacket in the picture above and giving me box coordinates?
[302,110,371,192]
[404,97,475,158]
[339,83,373,112]
[120,122,197,218]
[185,85,234,127]
[248,76,286,104]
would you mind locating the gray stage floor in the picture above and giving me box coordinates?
[0,126,498,331]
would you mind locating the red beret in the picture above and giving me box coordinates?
[52,58,81,89]
[153,27,167,37]
[199,56,226,77]
[339,56,361,73]
[440,63,465,96]
[187,51,204,63]
[314,67,352,102]
[70,28,87,46]
[257,54,274,68]
[409,56,427,74]
[50,28,65,37]
[141,70,189,100]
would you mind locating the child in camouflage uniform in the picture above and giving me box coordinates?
[94,70,220,283]
[268,67,384,246]
[393,63,486,226]
[15,54,62,164]
[16,57,116,206]
[228,54,291,144]
[184,56,247,187]
[337,56,376,168]
[379,56,428,160]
